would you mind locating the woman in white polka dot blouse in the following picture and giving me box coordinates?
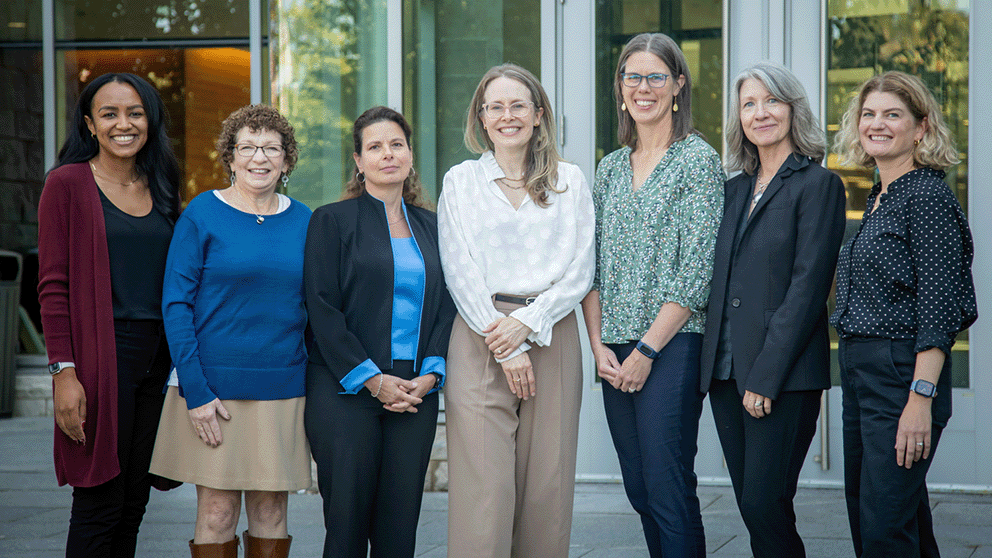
[437,63,595,558]
[830,71,977,558]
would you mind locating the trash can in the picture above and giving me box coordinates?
[0,249,24,418]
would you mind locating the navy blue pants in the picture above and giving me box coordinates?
[840,337,948,558]
[602,334,706,558]
[66,320,170,558]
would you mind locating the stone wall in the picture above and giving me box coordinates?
[0,49,45,253]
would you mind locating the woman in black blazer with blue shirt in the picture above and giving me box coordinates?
[303,107,455,558]
[699,62,846,558]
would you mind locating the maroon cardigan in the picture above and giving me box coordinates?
[37,162,120,487]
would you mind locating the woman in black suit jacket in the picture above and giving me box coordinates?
[699,62,846,558]
[303,106,456,558]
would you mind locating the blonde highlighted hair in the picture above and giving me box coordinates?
[833,71,959,170]
[463,63,563,207]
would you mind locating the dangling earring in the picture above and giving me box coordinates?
[621,102,627,112]
[672,96,679,112]
[230,173,235,187]
[409,168,417,178]
[281,173,289,185]
[357,172,366,184]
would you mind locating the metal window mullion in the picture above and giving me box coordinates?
[43,0,55,171]
[250,0,262,104]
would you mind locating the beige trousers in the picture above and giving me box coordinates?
[445,301,582,558]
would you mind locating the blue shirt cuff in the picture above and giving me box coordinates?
[339,358,382,394]
[420,356,445,393]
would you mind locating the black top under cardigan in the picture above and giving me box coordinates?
[303,192,456,388]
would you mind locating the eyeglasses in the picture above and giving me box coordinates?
[620,73,670,88]
[481,102,535,119]
[234,144,284,158]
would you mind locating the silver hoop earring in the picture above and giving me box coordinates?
[281,173,289,185]
[357,172,366,184]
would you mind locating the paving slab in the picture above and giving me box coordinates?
[2,416,991,557]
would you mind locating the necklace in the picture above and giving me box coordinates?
[233,186,275,224]
[90,161,140,188]
[497,177,526,190]
[751,175,772,208]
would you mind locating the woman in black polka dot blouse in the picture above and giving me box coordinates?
[830,71,977,558]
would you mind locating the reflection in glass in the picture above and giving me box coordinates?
[595,0,723,164]
[1,0,42,42]
[826,0,970,387]
[403,0,541,201]
[59,48,251,202]
[271,0,388,208]
[56,0,249,41]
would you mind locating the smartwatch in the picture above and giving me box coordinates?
[635,341,660,359]
[910,379,937,398]
[48,362,75,376]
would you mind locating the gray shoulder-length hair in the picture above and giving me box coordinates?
[725,61,825,175]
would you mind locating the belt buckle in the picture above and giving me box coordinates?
[524,296,536,305]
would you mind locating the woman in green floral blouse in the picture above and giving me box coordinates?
[580,32,724,558]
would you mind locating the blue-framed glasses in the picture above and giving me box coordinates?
[620,73,670,88]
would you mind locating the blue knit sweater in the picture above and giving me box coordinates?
[162,192,311,409]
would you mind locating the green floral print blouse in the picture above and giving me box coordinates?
[592,134,725,343]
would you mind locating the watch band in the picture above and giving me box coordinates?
[48,362,76,375]
[635,341,660,359]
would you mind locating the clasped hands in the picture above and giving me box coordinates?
[366,373,437,413]
[484,316,534,400]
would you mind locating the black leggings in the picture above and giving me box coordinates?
[65,320,170,558]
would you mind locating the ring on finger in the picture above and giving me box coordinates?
[754,401,763,408]
[514,378,521,382]
[916,442,924,446]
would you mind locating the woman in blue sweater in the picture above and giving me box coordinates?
[150,105,311,558]
[303,106,456,558]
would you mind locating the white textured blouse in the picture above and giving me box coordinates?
[438,151,596,360]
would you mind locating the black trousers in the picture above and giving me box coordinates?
[305,360,438,558]
[66,320,170,558]
[840,337,948,558]
[709,378,822,558]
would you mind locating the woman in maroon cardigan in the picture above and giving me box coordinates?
[37,73,181,558]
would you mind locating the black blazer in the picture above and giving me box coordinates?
[304,192,456,387]
[700,154,846,399]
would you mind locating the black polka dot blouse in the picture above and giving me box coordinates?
[831,167,977,356]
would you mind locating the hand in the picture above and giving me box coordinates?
[188,398,231,448]
[483,316,532,359]
[367,374,423,413]
[591,343,621,384]
[614,349,652,393]
[384,374,437,413]
[500,353,535,400]
[895,394,933,469]
[53,368,86,444]
[742,390,772,419]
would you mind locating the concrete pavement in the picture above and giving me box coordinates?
[2,417,990,557]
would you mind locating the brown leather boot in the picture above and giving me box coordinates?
[189,536,239,558]
[243,530,293,558]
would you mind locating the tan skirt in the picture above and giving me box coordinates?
[149,387,312,491]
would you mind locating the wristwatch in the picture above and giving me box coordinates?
[48,362,75,376]
[635,341,660,359]
[910,379,937,398]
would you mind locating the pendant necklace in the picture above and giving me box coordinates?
[90,161,140,188]
[234,186,273,224]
